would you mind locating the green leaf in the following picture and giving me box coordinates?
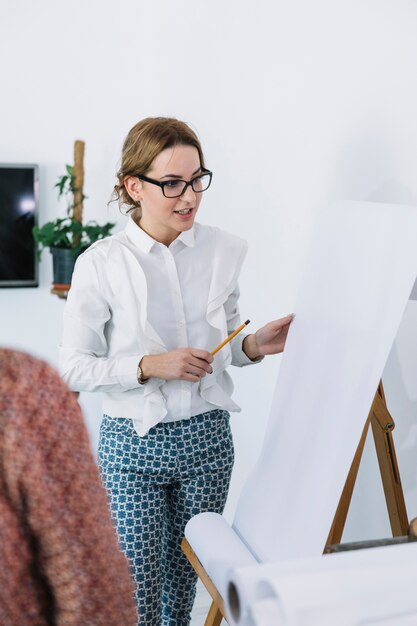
[34,162,115,260]
[33,217,115,259]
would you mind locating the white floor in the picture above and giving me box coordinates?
[191,581,226,625]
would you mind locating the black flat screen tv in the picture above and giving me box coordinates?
[0,164,39,287]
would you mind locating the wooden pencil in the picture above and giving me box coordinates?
[211,320,250,356]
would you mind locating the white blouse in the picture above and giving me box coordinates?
[59,218,256,437]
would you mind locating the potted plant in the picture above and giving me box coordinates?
[33,140,115,295]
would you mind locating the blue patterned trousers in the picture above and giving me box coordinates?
[98,409,234,626]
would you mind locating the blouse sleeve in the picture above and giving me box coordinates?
[59,248,142,392]
[225,282,263,367]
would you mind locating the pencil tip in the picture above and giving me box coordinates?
[244,319,250,325]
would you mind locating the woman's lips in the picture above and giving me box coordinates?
[174,207,194,217]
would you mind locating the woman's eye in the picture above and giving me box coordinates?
[165,180,182,188]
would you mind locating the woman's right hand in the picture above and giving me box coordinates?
[139,349,213,383]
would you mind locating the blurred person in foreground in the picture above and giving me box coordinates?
[0,348,138,626]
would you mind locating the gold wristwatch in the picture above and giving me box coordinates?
[137,359,149,385]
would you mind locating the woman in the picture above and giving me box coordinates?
[60,117,292,625]
[0,349,137,626]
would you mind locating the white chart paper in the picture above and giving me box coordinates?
[233,200,417,562]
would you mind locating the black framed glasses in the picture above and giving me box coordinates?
[135,168,213,198]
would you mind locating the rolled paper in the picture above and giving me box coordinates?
[184,512,257,604]
[227,542,417,626]
[248,598,283,626]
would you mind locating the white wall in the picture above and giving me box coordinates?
[1,0,417,542]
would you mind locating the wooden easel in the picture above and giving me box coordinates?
[182,380,410,626]
[326,381,408,547]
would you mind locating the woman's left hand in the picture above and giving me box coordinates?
[243,314,294,360]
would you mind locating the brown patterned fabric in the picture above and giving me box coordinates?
[0,349,138,626]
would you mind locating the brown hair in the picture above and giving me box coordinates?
[113,117,205,216]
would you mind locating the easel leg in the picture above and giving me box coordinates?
[326,417,370,546]
[181,538,228,623]
[204,601,223,626]
[371,384,408,535]
[326,381,408,550]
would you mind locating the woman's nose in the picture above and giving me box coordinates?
[181,183,197,202]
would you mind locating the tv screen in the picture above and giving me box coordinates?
[0,164,39,287]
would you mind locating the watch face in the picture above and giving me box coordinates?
[137,365,148,384]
